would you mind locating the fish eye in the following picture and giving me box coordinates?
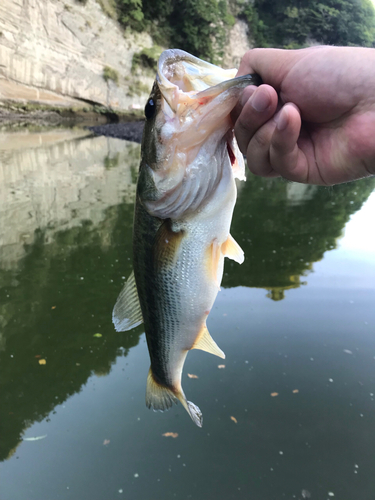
[144,98,156,120]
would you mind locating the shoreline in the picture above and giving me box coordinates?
[0,102,144,130]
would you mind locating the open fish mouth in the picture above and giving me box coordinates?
[141,49,262,219]
[156,49,262,113]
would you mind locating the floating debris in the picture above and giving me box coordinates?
[38,359,46,365]
[134,473,139,478]
[103,439,110,446]
[230,416,238,424]
[93,333,102,338]
[343,349,353,355]
[23,435,47,441]
[292,389,299,394]
[162,432,178,438]
[218,365,225,369]
[270,392,279,397]
[301,490,311,499]
[187,374,199,379]
[51,306,56,310]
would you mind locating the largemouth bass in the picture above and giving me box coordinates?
[113,49,261,427]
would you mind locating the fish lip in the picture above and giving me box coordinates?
[156,49,262,111]
[194,73,263,100]
[157,48,220,90]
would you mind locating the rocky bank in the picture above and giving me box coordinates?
[0,0,251,121]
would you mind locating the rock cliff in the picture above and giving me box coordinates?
[0,0,251,114]
[0,0,155,111]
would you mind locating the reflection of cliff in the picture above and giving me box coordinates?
[223,176,375,295]
[0,131,143,461]
[0,131,139,270]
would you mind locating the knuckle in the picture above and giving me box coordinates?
[252,129,270,150]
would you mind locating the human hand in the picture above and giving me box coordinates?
[232,46,375,185]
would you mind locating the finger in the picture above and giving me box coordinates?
[231,85,257,123]
[234,85,278,156]
[246,115,280,178]
[236,48,299,89]
[269,103,309,183]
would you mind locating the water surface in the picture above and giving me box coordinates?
[1,129,375,500]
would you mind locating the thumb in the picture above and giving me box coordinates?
[236,48,299,91]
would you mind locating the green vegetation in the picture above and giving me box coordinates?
[132,45,163,73]
[127,80,151,97]
[102,65,119,84]
[243,0,375,48]
[116,0,235,63]
[113,0,375,62]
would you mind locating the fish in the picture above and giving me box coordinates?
[113,49,261,427]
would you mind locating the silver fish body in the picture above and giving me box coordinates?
[113,49,261,426]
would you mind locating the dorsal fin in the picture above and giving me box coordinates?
[112,271,143,332]
[192,325,225,359]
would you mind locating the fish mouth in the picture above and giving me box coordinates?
[156,49,262,112]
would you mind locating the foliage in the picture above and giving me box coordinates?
[116,0,234,63]
[118,0,144,30]
[243,0,375,48]
[132,45,163,73]
[102,66,119,84]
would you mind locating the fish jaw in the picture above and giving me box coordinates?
[138,49,260,220]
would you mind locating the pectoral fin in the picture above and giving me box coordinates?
[154,219,185,270]
[192,325,225,359]
[209,239,221,289]
[221,234,244,264]
[112,271,143,332]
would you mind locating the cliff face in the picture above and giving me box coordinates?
[0,0,154,111]
[0,0,251,113]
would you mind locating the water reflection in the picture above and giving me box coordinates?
[226,175,375,298]
[0,129,375,499]
[0,131,142,461]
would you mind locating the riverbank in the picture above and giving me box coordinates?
[0,102,144,130]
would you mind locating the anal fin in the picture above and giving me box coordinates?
[112,270,143,332]
[192,325,225,359]
[221,234,244,264]
[154,219,185,271]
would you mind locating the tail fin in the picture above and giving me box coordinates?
[146,367,203,427]
[178,396,203,428]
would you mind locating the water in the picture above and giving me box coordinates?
[1,128,375,500]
